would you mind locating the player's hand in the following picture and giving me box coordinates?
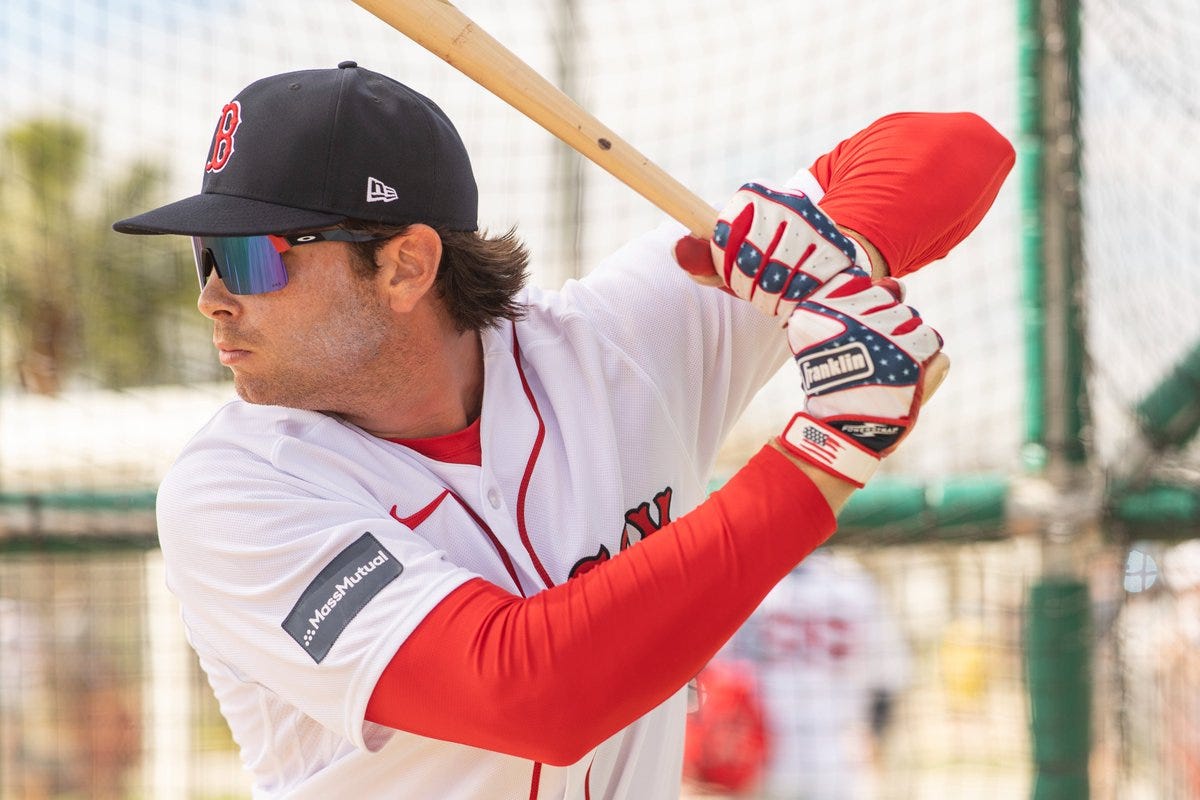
[777,268,944,487]
[673,182,864,316]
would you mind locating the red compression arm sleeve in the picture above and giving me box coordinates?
[366,446,836,765]
[810,111,1016,277]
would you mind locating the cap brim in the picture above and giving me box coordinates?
[112,193,347,237]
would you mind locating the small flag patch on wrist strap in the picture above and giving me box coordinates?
[777,413,880,488]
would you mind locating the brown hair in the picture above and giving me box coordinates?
[344,222,529,333]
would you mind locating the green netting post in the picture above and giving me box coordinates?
[1026,579,1091,799]
[1017,0,1046,469]
[1018,0,1091,796]
[1135,340,1200,449]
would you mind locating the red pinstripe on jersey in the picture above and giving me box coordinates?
[511,326,556,591]
[528,762,542,799]
[513,324,555,798]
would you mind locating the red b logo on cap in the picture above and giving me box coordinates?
[205,101,242,173]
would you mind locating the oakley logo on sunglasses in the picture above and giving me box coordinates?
[367,177,398,203]
[206,101,242,174]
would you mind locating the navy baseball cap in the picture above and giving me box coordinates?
[113,61,478,236]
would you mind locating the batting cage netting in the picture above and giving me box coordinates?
[1,0,1198,798]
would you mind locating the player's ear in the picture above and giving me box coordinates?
[375,224,442,313]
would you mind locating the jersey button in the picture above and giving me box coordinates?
[487,487,502,509]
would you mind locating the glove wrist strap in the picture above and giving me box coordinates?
[777,413,880,489]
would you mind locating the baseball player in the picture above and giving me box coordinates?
[112,62,1013,798]
[716,550,912,800]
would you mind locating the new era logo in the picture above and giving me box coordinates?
[366,176,398,203]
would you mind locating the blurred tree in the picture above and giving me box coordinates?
[0,118,209,393]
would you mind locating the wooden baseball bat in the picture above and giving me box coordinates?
[351,0,718,240]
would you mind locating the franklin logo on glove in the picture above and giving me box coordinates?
[798,343,874,392]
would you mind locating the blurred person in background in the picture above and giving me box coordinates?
[1160,539,1200,798]
[58,660,142,800]
[0,598,142,800]
[683,657,771,798]
[0,598,53,799]
[687,549,910,800]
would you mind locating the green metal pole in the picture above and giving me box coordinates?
[705,475,1011,545]
[1060,0,1088,465]
[1026,580,1092,798]
[1018,0,1047,471]
[1135,341,1200,448]
[836,475,1009,544]
[1019,1,1091,798]
[1113,483,1200,534]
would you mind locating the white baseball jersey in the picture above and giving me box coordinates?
[156,173,822,799]
[722,550,910,800]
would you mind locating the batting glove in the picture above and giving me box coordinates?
[778,268,943,487]
[674,182,864,316]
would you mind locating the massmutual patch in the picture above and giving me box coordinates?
[282,533,402,664]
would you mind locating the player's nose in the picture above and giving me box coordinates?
[197,272,242,320]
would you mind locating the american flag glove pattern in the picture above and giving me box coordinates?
[778,268,943,487]
[711,182,864,317]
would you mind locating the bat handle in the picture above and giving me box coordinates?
[567,134,717,238]
[644,176,719,239]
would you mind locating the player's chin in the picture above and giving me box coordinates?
[232,375,325,412]
[231,376,280,406]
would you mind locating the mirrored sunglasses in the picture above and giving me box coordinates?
[192,229,385,295]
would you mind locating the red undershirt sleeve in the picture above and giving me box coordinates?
[365,445,836,766]
[809,111,1016,277]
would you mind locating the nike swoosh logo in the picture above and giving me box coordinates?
[390,490,451,529]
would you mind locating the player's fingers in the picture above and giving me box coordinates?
[720,202,760,298]
[749,259,791,316]
[921,351,951,403]
[824,279,903,316]
[795,234,857,282]
[673,235,724,287]
[786,304,847,355]
[872,276,905,302]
